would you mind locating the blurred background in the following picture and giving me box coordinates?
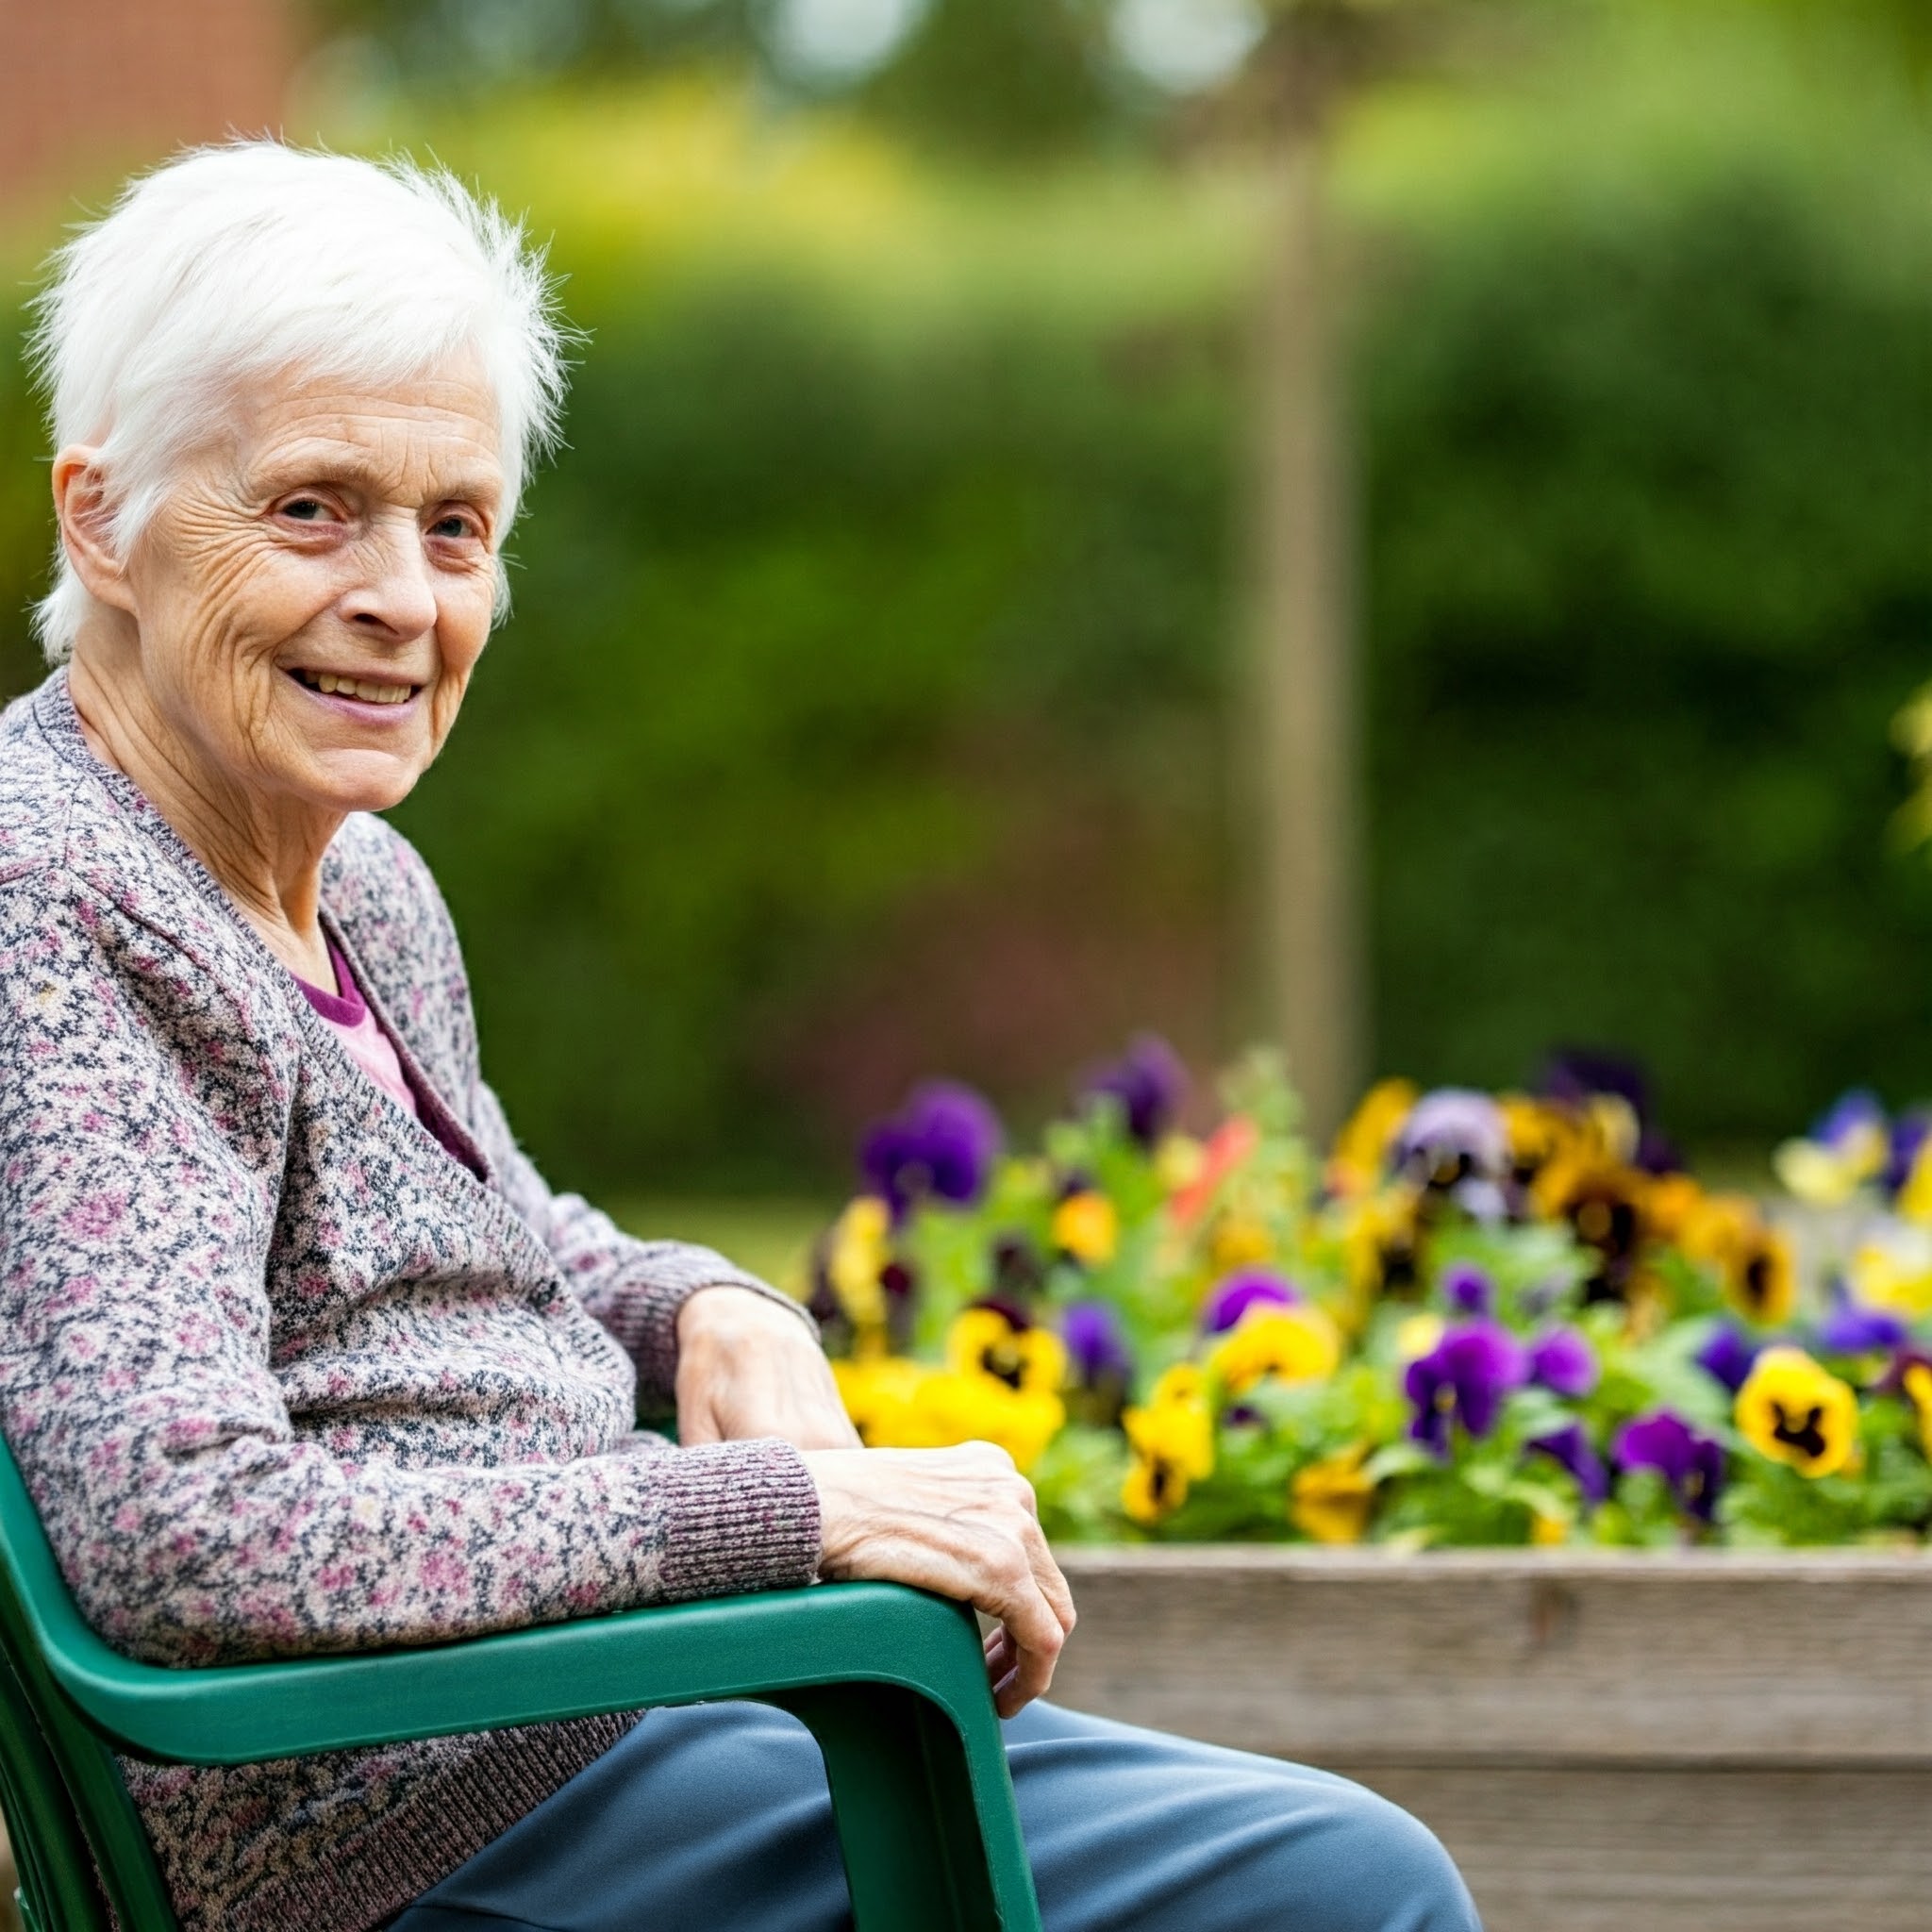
[1,0,1927,1273]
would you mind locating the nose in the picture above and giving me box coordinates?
[338,513,439,642]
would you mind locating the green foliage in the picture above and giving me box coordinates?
[1361,175,1932,1138]
[2,59,1927,1192]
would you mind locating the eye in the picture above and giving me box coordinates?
[281,497,327,522]
[429,514,474,540]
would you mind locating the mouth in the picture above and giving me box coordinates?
[287,667,423,708]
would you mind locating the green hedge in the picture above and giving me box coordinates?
[2,136,1926,1193]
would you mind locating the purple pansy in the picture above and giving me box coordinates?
[1082,1034,1189,1149]
[1818,1297,1908,1356]
[1528,1420,1608,1505]
[1441,1263,1494,1318]
[1887,1110,1932,1193]
[1202,1268,1301,1334]
[1528,1324,1598,1399]
[1695,1324,1759,1395]
[1062,1301,1132,1386]
[859,1082,1003,1223]
[1614,1410,1725,1523]
[1811,1088,1886,1158]
[1541,1048,1679,1173]
[1405,1321,1529,1453]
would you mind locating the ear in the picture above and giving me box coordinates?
[51,448,139,618]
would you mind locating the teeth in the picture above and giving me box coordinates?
[298,671,413,705]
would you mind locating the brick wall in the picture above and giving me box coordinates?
[0,0,296,210]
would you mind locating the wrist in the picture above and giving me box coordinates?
[677,1282,795,1346]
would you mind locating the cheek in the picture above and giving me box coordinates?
[426,578,496,731]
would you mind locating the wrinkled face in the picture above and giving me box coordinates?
[120,357,505,817]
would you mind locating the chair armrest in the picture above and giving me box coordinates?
[40,1580,991,1766]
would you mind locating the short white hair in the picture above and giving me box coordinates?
[27,141,572,663]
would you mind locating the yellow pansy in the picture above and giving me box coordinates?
[825,1195,892,1329]
[1121,1366,1215,1525]
[1846,1228,1932,1319]
[1208,1213,1274,1273]
[1290,1442,1375,1544]
[1328,1078,1420,1197]
[909,1372,1065,1472]
[1902,1363,1932,1461]
[1774,1133,1889,1208]
[1053,1191,1119,1266]
[832,1355,932,1446]
[1736,1347,1860,1478]
[1899,1141,1932,1227]
[1207,1306,1341,1394]
[1678,1193,1797,1326]
[1337,1187,1424,1303]
[945,1307,1068,1396]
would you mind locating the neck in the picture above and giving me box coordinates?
[66,626,342,986]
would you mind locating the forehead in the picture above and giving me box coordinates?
[228,358,505,501]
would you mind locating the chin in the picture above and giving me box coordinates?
[299,749,429,817]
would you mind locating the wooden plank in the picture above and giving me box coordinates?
[1052,1546,1932,1764]
[1350,1764,1932,1932]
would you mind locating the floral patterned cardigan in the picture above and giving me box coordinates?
[0,674,824,1932]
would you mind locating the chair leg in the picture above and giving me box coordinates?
[764,1683,1038,1932]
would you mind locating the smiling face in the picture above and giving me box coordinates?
[109,357,505,820]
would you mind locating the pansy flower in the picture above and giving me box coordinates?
[1082,1034,1189,1149]
[1900,1361,1932,1461]
[1122,1365,1215,1524]
[1327,1078,1419,1197]
[1695,1324,1759,1395]
[1774,1089,1890,1207]
[1395,1090,1509,1220]
[1441,1262,1494,1318]
[817,1195,892,1331]
[1527,1324,1598,1399]
[1208,1304,1341,1394]
[1735,1346,1859,1479]
[1528,1420,1608,1505]
[947,1303,1067,1396]
[859,1082,1002,1224]
[1613,1410,1725,1523]
[1404,1320,1528,1453]
[1677,1192,1796,1326]
[1202,1268,1300,1334]
[1816,1295,1908,1358]
[1051,1189,1119,1266]
[1291,1442,1376,1544]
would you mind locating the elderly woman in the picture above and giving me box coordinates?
[0,143,1479,1932]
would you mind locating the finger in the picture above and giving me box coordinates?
[1026,1526,1077,1637]
[980,1560,1064,1713]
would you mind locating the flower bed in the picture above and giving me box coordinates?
[1046,1543,1932,1932]
[811,1044,1932,1550]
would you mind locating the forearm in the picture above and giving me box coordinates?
[18,1418,821,1666]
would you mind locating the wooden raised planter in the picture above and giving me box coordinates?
[1052,1546,1932,1932]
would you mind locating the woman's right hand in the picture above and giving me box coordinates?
[801,1443,1076,1719]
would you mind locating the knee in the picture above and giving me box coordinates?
[1304,1780,1482,1932]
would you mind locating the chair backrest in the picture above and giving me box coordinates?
[0,1438,180,1932]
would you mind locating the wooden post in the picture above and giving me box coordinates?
[1251,108,1363,1141]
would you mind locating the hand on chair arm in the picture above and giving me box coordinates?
[803,1444,1077,1719]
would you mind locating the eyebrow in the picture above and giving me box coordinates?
[252,439,504,508]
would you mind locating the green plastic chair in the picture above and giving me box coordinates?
[0,1435,1042,1932]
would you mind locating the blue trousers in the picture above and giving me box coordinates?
[388,1699,1482,1932]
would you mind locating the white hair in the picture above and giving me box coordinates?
[27,140,572,663]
